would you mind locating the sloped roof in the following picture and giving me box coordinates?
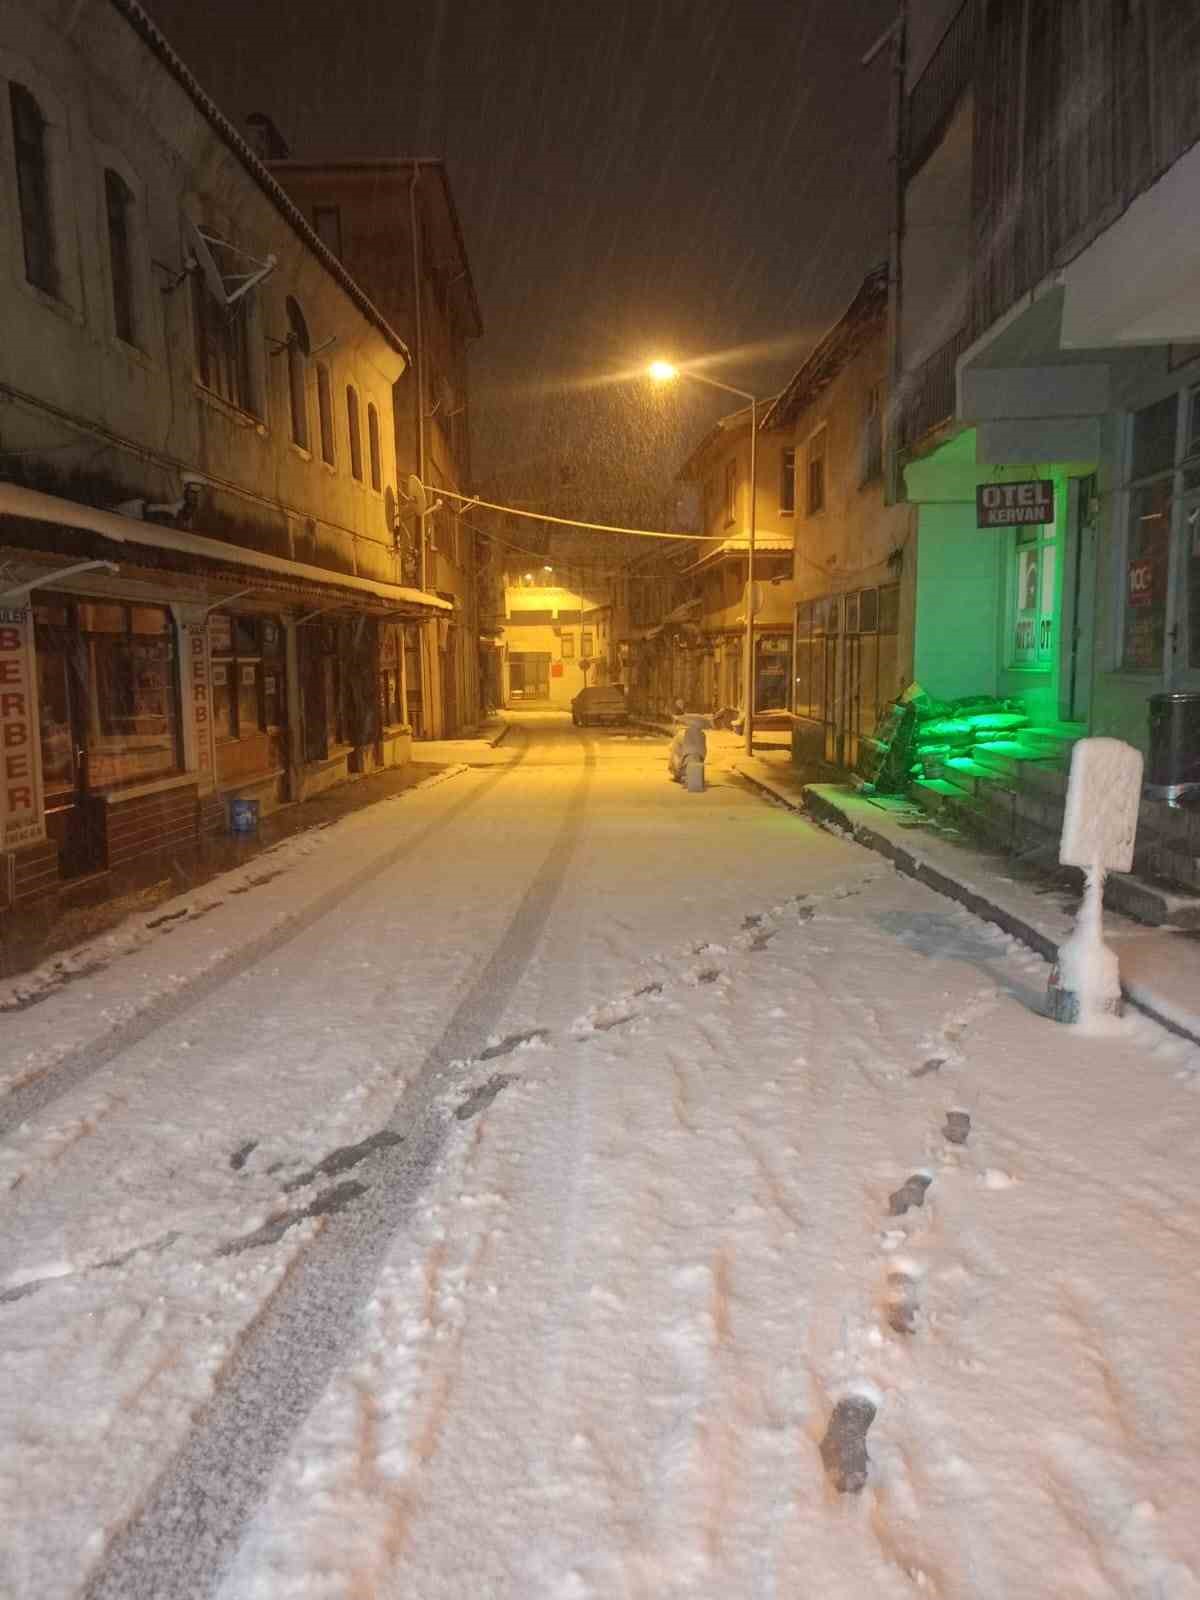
[108,0,412,360]
[758,264,889,431]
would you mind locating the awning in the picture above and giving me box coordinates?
[684,534,792,573]
[0,482,450,614]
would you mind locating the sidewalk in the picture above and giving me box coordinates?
[725,749,1200,1048]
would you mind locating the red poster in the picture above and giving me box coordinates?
[1127,558,1155,607]
[551,661,564,677]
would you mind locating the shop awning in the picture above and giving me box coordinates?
[0,483,451,615]
[684,534,792,573]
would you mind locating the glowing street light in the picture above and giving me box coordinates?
[646,359,760,756]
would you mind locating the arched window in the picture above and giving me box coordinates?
[346,385,363,480]
[104,169,136,344]
[286,296,309,450]
[316,362,335,465]
[367,402,382,491]
[10,84,57,295]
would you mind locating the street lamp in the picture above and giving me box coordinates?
[649,360,760,755]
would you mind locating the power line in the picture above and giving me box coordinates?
[427,485,723,542]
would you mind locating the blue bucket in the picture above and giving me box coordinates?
[229,797,260,834]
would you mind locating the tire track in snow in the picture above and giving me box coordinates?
[80,734,596,1600]
[0,739,534,1142]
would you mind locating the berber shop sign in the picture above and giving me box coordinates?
[976,479,1055,528]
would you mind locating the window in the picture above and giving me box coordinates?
[561,632,575,659]
[581,630,594,658]
[860,384,883,484]
[313,204,342,259]
[10,83,57,295]
[192,256,254,412]
[724,459,737,526]
[1010,523,1057,668]
[779,447,796,514]
[379,623,404,726]
[75,601,181,787]
[807,426,826,515]
[346,385,363,480]
[286,297,309,449]
[1121,397,1179,671]
[316,362,335,465]
[104,169,137,345]
[367,402,382,491]
[209,613,286,741]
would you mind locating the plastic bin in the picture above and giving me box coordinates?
[1146,691,1200,802]
[229,797,260,834]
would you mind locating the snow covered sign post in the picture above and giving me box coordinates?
[1048,737,1143,1025]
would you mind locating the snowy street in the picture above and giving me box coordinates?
[3,713,1200,1599]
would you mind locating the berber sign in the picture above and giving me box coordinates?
[976,479,1055,528]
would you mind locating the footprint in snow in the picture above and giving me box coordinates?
[889,1173,933,1216]
[819,1391,879,1494]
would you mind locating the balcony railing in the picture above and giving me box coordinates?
[898,326,971,452]
[905,0,980,177]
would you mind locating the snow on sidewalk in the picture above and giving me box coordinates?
[218,845,1200,1596]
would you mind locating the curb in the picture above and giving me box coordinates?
[487,721,512,748]
[735,764,1200,1049]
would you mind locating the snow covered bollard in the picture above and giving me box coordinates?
[667,716,707,792]
[1047,737,1143,1026]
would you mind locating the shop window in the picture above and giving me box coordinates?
[104,168,137,345]
[779,448,796,515]
[1131,395,1177,481]
[209,612,286,741]
[379,624,403,726]
[10,83,57,296]
[347,385,363,480]
[878,582,900,635]
[76,601,181,787]
[859,586,879,633]
[755,634,791,712]
[367,402,382,491]
[1122,478,1171,670]
[1009,523,1057,668]
[286,297,309,450]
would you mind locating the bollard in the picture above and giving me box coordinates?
[1048,737,1142,1025]
[684,757,705,792]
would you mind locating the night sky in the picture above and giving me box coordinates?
[143,0,898,554]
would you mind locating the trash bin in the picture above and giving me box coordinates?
[229,797,260,833]
[1146,691,1200,803]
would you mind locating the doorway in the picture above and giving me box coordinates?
[1063,475,1098,722]
[34,600,105,877]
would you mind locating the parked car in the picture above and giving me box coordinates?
[571,684,628,727]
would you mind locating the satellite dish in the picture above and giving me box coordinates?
[186,220,228,306]
[406,475,428,517]
[186,220,277,307]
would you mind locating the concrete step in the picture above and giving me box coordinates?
[928,755,1009,798]
[911,776,972,816]
[970,740,1063,780]
[1107,873,1200,929]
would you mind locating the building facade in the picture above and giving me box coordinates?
[763,266,915,769]
[265,158,484,740]
[0,0,448,914]
[501,571,613,709]
[894,0,1200,892]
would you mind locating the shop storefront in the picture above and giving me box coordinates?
[792,583,901,767]
[209,609,289,811]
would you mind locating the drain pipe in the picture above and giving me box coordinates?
[409,164,427,593]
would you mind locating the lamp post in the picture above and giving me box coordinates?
[649,361,759,755]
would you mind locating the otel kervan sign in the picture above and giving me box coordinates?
[976,480,1055,528]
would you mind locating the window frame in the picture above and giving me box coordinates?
[779,446,796,516]
[285,296,310,452]
[723,458,737,527]
[806,425,827,517]
[104,166,137,347]
[316,361,336,466]
[367,401,383,492]
[312,204,342,259]
[10,81,58,298]
[346,384,364,481]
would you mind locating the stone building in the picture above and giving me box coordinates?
[0,0,449,914]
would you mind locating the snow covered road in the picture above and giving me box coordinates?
[3,713,1200,1598]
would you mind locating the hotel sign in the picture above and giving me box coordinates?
[976,480,1055,528]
